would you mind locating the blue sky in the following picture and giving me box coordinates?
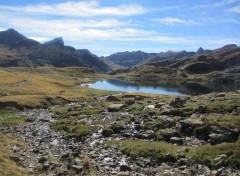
[0,0,240,56]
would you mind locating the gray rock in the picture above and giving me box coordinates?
[120,164,131,171]
[145,105,155,110]
[108,104,124,112]
[216,92,226,97]
[170,137,183,145]
[38,156,47,163]
[106,95,119,101]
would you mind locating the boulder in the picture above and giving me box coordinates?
[179,119,203,135]
[106,95,119,101]
[145,105,155,110]
[215,92,226,97]
[108,104,124,112]
[125,99,135,106]
[169,97,186,108]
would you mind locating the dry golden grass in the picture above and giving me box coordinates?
[0,134,28,176]
[0,67,112,108]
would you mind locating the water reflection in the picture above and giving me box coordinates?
[89,79,240,95]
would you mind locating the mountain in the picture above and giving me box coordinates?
[44,37,64,46]
[102,51,157,68]
[119,44,240,84]
[0,28,27,44]
[102,48,210,69]
[0,29,111,73]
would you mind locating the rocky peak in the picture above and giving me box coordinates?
[0,28,27,44]
[78,49,91,55]
[196,47,205,54]
[221,44,238,50]
[44,37,64,46]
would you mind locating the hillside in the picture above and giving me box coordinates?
[102,48,210,69]
[116,44,240,84]
[0,29,111,73]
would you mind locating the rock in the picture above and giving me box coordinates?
[117,171,130,176]
[71,165,83,172]
[169,97,186,108]
[179,119,203,135]
[108,104,124,112]
[10,154,22,163]
[194,105,207,113]
[134,96,144,101]
[216,92,226,97]
[125,99,135,106]
[208,133,236,145]
[106,95,119,101]
[38,156,47,163]
[214,154,228,162]
[145,105,155,110]
[155,102,166,108]
[170,137,183,145]
[120,164,131,171]
[178,158,190,166]
[12,145,21,153]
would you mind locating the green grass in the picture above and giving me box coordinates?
[0,110,27,127]
[53,119,92,141]
[202,115,240,130]
[179,92,240,115]
[187,141,240,167]
[107,140,179,162]
[51,103,106,119]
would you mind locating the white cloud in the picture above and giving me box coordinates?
[0,0,148,17]
[193,0,239,9]
[227,5,240,13]
[29,37,51,42]
[152,17,200,25]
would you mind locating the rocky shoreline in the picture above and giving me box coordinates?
[1,92,240,175]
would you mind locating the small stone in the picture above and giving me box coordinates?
[117,171,130,176]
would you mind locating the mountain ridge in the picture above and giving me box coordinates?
[0,29,111,73]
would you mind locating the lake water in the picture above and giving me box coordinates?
[89,79,240,95]
[89,79,188,95]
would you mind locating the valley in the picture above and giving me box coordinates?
[0,28,239,176]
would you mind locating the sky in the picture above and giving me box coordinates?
[0,0,240,56]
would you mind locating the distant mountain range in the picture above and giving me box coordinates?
[122,44,240,84]
[0,29,111,73]
[0,28,239,79]
[101,47,211,69]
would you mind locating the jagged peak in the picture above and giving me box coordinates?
[44,37,64,46]
[78,49,91,55]
[197,47,205,53]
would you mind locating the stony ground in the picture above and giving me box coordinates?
[1,92,240,175]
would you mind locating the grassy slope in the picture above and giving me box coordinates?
[0,110,28,176]
[0,67,113,108]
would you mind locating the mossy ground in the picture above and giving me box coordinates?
[107,140,179,161]
[0,109,27,127]
[53,119,93,141]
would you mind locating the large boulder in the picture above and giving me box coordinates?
[179,119,204,135]
[108,104,124,112]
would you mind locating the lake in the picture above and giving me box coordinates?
[89,79,240,95]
